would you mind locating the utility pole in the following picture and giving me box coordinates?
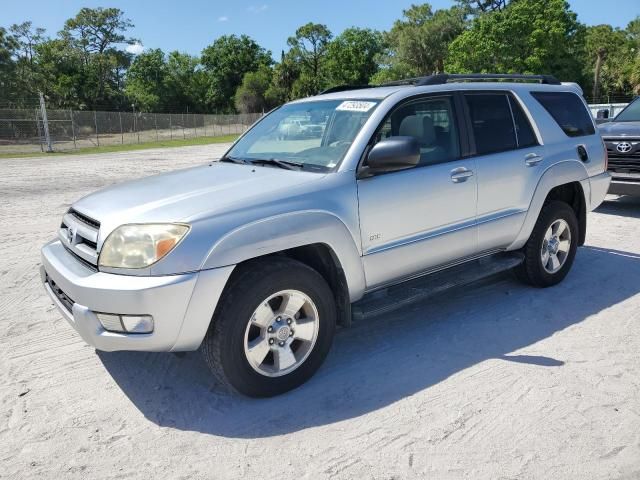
[38,91,53,152]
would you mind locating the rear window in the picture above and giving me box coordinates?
[531,91,595,137]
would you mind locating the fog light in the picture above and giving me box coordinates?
[96,313,154,334]
[121,315,154,333]
[97,313,124,332]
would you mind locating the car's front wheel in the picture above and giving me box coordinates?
[201,257,336,397]
[516,200,579,287]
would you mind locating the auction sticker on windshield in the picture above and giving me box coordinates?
[336,101,377,112]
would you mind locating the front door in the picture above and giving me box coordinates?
[357,94,478,289]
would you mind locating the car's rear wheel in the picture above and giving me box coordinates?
[201,257,336,397]
[516,200,579,287]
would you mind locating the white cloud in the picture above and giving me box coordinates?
[247,4,268,13]
[126,43,144,55]
[218,15,229,22]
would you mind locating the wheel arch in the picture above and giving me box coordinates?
[200,211,366,318]
[508,160,589,250]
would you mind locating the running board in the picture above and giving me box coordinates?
[352,252,524,321]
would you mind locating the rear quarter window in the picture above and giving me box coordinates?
[531,91,595,137]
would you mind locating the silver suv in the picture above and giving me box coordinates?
[41,74,611,397]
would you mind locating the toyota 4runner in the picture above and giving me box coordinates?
[41,74,611,397]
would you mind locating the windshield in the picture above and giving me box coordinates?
[615,97,640,122]
[223,99,380,172]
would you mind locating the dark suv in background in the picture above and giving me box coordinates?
[599,97,640,196]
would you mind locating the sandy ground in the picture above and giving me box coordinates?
[1,145,639,480]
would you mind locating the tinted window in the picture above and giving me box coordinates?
[374,96,460,166]
[465,93,517,155]
[531,91,595,137]
[508,95,538,148]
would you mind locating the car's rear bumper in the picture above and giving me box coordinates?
[587,172,612,209]
[40,239,234,352]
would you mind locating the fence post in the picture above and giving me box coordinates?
[169,114,173,140]
[182,113,186,139]
[35,107,44,152]
[38,92,53,152]
[93,110,100,146]
[194,114,198,138]
[118,111,124,144]
[69,109,77,149]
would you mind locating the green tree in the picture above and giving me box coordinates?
[268,50,300,103]
[33,38,85,108]
[0,27,18,101]
[201,34,272,112]
[584,25,628,100]
[235,65,278,113]
[124,48,166,111]
[454,0,510,14]
[164,51,208,112]
[373,4,465,83]
[287,23,332,96]
[447,0,584,82]
[60,7,135,108]
[325,27,384,86]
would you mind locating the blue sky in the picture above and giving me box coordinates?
[3,0,638,58]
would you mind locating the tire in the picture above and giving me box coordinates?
[516,200,579,288]
[201,257,336,397]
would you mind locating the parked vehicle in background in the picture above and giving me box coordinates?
[599,97,640,196]
[40,74,610,397]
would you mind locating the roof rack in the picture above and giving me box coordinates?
[319,73,562,95]
[417,73,561,85]
[379,73,561,87]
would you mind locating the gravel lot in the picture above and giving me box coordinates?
[1,145,639,480]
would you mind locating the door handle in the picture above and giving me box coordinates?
[450,167,474,183]
[525,153,543,166]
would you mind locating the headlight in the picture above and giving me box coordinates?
[98,223,190,269]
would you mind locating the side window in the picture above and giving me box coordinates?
[464,93,517,155]
[508,95,538,148]
[531,91,595,137]
[374,96,460,166]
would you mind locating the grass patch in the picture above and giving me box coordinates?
[0,135,238,159]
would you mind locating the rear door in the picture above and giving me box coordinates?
[462,91,546,251]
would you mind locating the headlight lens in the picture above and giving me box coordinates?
[98,223,190,269]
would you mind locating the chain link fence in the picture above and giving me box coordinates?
[0,108,262,155]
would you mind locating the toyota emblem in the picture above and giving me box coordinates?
[616,142,632,153]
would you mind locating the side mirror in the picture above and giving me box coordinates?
[363,136,420,176]
[596,109,609,119]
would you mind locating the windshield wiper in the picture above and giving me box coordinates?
[249,158,304,170]
[220,155,251,165]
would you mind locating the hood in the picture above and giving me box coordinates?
[598,121,640,137]
[73,162,325,230]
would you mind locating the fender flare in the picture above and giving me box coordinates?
[200,210,366,302]
[508,160,590,251]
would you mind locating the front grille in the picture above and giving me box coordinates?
[69,208,101,230]
[58,209,101,268]
[604,138,640,176]
[46,274,74,313]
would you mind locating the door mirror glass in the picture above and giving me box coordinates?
[365,136,420,175]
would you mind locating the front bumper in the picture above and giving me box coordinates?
[608,177,640,196]
[41,240,234,352]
